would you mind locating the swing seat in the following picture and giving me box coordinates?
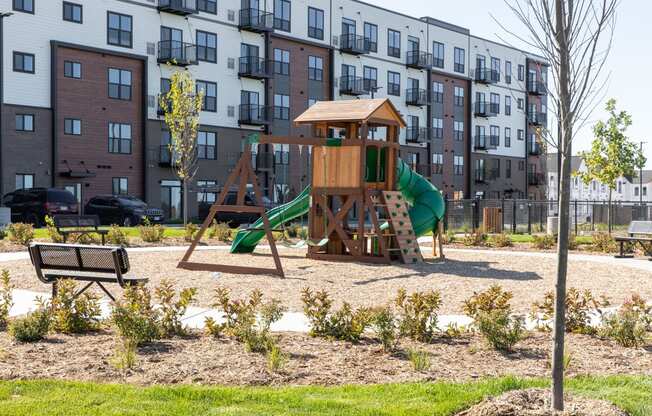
[306,238,329,247]
[279,240,307,249]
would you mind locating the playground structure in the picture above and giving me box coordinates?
[178,98,445,277]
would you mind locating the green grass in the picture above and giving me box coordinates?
[506,234,593,245]
[32,226,187,240]
[0,376,649,416]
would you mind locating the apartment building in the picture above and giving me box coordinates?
[0,0,548,221]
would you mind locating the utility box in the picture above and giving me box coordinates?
[547,216,559,235]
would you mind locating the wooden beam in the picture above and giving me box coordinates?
[178,261,283,277]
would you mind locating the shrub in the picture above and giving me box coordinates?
[285,223,302,239]
[568,234,578,250]
[111,284,160,346]
[461,232,486,247]
[111,338,137,371]
[440,230,456,245]
[107,225,129,246]
[0,228,6,240]
[301,287,372,343]
[532,234,555,250]
[491,233,513,248]
[476,309,526,351]
[371,306,397,352]
[266,343,288,373]
[0,270,13,331]
[442,322,468,339]
[154,279,197,337]
[599,294,651,348]
[591,232,617,253]
[44,216,64,243]
[9,298,50,342]
[8,223,34,246]
[407,349,430,372]
[530,287,610,334]
[394,289,442,342]
[207,220,232,242]
[184,223,199,242]
[51,279,102,334]
[298,227,309,240]
[139,219,166,243]
[462,285,513,319]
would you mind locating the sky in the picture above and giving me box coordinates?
[366,0,652,166]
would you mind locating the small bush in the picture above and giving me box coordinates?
[8,223,34,246]
[71,232,101,245]
[407,349,430,372]
[107,225,129,246]
[155,279,197,338]
[532,234,555,250]
[0,270,13,331]
[0,228,6,240]
[568,234,578,250]
[139,219,166,243]
[591,232,617,253]
[476,309,526,351]
[440,230,456,245]
[204,316,223,337]
[530,287,610,334]
[284,223,302,239]
[9,298,50,342]
[491,233,513,248]
[111,338,137,371]
[394,289,442,342]
[184,223,199,242]
[111,284,160,346]
[442,322,467,339]
[44,216,64,243]
[462,285,513,319]
[266,343,288,373]
[599,294,651,348]
[371,306,397,352]
[461,232,486,247]
[51,279,102,334]
[207,220,232,242]
[298,227,309,240]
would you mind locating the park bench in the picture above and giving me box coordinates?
[614,221,652,259]
[53,215,109,245]
[28,243,147,300]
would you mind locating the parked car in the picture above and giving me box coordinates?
[209,192,261,227]
[85,195,163,226]
[2,188,78,227]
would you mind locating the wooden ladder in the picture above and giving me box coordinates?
[376,191,423,264]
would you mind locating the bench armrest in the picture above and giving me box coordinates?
[28,245,52,284]
[111,249,127,288]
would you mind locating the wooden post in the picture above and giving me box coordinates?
[433,221,445,260]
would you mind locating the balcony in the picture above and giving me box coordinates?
[157,0,197,15]
[157,41,198,66]
[339,76,367,96]
[406,51,433,70]
[528,111,547,126]
[339,34,369,55]
[406,88,428,106]
[239,104,271,126]
[528,172,545,186]
[474,68,499,84]
[238,9,274,33]
[528,80,547,95]
[528,141,543,156]
[474,135,497,150]
[238,56,272,80]
[474,101,498,117]
[475,168,499,183]
[405,127,428,143]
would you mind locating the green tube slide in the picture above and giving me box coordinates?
[229,159,445,253]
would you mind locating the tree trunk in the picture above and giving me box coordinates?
[183,178,188,226]
[608,189,612,234]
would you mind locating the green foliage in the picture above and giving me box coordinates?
[207,220,232,242]
[530,287,610,334]
[8,223,34,246]
[266,343,288,373]
[491,233,513,248]
[462,285,513,320]
[184,223,199,242]
[50,279,102,334]
[155,279,197,338]
[44,216,64,243]
[106,225,129,246]
[139,218,166,243]
[407,349,430,372]
[442,322,468,339]
[461,232,486,247]
[9,298,51,343]
[441,230,456,244]
[370,306,397,352]
[0,270,13,331]
[532,234,555,250]
[394,289,442,342]
[284,223,303,239]
[591,232,617,253]
[476,309,526,351]
[599,294,651,348]
[111,284,160,346]
[111,338,138,371]
[568,234,579,250]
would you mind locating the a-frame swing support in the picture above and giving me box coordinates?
[177,147,285,278]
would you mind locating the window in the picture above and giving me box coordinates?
[197,180,217,204]
[107,11,132,48]
[454,86,464,106]
[506,160,512,178]
[108,68,131,100]
[273,48,290,75]
[13,52,34,73]
[454,47,465,73]
[475,159,485,181]
[13,0,33,13]
[274,94,290,120]
[517,98,524,110]
[432,81,443,103]
[505,95,512,116]
[308,55,323,81]
[490,93,500,114]
[198,0,217,14]
[15,174,34,190]
[491,57,500,82]
[432,153,443,174]
[490,125,500,146]
[432,118,443,139]
[518,64,525,81]
[64,118,81,135]
[363,66,377,92]
[308,7,324,40]
[387,29,401,58]
[196,31,217,63]
[517,129,524,141]
[387,71,400,96]
[432,41,444,68]
[274,0,291,32]
[64,61,81,79]
[505,61,512,83]
[645,187,648,197]
[504,127,511,148]
[454,121,464,141]
[63,2,82,23]
[364,22,378,52]
[112,177,128,195]
[454,156,464,175]
[196,80,217,112]
[198,131,216,159]
[108,122,132,154]
[16,114,34,132]
[635,186,640,197]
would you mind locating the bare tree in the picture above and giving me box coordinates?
[498,0,618,411]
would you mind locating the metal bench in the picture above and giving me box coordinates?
[28,243,147,300]
[614,221,652,259]
[53,215,109,245]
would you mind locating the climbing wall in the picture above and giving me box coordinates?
[381,191,423,264]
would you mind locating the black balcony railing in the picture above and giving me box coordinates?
[528,111,547,126]
[238,8,274,32]
[339,34,369,55]
[406,51,433,69]
[528,172,545,185]
[157,40,198,66]
[363,79,378,93]
[158,0,197,15]
[528,80,547,95]
[239,104,271,125]
[528,141,543,155]
[339,76,367,96]
[405,127,427,143]
[159,145,180,166]
[474,135,496,150]
[474,101,498,117]
[238,56,272,79]
[406,88,428,106]
[474,68,499,84]
[475,168,499,182]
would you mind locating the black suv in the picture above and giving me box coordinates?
[2,188,78,226]
[200,192,269,227]
[85,195,163,226]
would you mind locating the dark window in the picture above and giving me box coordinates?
[64,61,81,78]
[16,114,34,132]
[518,160,525,171]
[454,121,464,141]
[506,160,512,178]
[505,127,511,148]
[108,122,132,154]
[112,177,128,195]
[490,125,500,146]
[13,0,33,13]
[16,174,34,190]
[107,11,132,48]
[454,86,464,107]
[363,66,377,92]
[517,129,524,141]
[505,61,512,84]
[454,156,464,175]
[273,48,289,75]
[196,30,217,63]
[454,47,465,73]
[13,52,34,73]
[432,118,443,139]
[432,41,444,68]
[274,0,291,32]
[64,118,81,135]
[273,94,289,120]
[432,81,443,103]
[108,68,132,100]
[518,64,525,81]
[387,29,401,58]
[63,2,82,23]
[505,95,511,115]
[387,71,400,96]
[490,93,500,114]
[198,0,217,14]
[491,57,500,82]
[196,80,217,112]
[432,153,443,174]
[197,131,216,159]
[364,22,378,52]
[307,7,324,40]
[308,55,323,81]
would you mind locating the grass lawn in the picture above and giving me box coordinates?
[507,234,593,245]
[0,376,649,416]
[32,226,187,240]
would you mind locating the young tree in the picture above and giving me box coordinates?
[160,71,204,226]
[578,99,646,232]
[500,0,618,410]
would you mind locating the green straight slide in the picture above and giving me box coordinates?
[229,159,445,253]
